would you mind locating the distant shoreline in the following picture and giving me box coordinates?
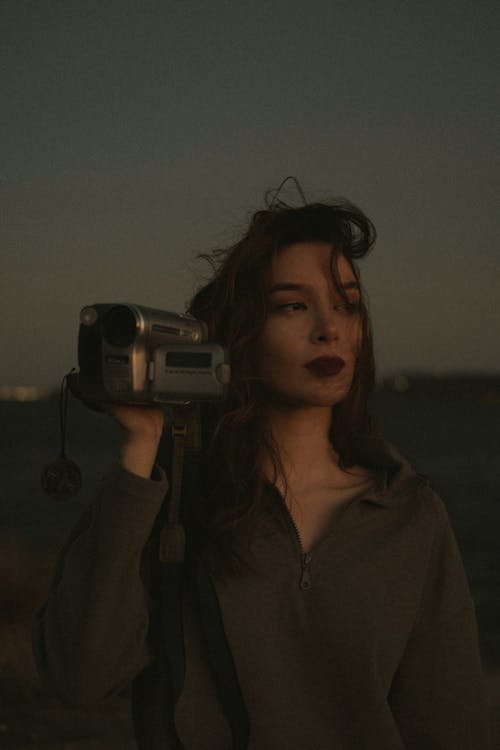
[1,373,500,402]
[376,373,500,397]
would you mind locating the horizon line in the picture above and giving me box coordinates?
[1,372,500,402]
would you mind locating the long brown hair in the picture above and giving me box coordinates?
[185,200,377,572]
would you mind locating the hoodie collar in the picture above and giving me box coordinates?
[350,432,428,508]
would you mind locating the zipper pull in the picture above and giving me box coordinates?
[300,553,313,590]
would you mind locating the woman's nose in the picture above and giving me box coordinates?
[312,308,340,343]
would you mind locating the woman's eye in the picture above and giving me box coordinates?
[277,302,306,311]
[335,302,359,314]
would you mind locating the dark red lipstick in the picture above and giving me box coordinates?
[305,356,346,377]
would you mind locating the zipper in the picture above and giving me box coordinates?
[271,478,378,592]
[285,506,314,591]
[274,487,313,591]
[300,552,313,590]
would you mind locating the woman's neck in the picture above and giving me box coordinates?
[261,404,375,505]
[261,404,354,491]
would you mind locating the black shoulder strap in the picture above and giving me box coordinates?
[196,559,250,750]
[159,561,186,706]
[158,405,249,749]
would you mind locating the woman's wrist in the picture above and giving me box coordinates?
[119,432,162,480]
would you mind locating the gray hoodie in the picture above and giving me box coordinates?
[34,437,491,749]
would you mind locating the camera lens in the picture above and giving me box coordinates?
[102,305,138,347]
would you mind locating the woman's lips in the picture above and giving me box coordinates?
[305,356,346,377]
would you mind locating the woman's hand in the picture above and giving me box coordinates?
[106,404,165,480]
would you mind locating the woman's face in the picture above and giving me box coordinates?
[252,241,362,409]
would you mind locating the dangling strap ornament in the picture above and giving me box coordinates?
[41,370,82,500]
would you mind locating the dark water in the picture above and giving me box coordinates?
[1,386,499,666]
[373,387,500,667]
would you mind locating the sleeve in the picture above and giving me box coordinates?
[389,491,491,749]
[33,461,168,706]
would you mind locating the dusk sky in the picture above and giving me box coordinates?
[3,1,499,387]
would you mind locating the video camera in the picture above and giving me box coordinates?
[68,303,230,407]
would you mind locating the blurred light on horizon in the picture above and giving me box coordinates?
[0,385,58,402]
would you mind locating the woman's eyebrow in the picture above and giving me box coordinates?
[269,281,360,293]
[269,282,312,294]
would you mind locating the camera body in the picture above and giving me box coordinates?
[69,303,230,406]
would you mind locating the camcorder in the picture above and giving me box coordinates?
[68,303,231,408]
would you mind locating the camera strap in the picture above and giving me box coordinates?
[159,404,200,564]
[196,560,250,750]
[157,403,250,750]
[157,404,197,733]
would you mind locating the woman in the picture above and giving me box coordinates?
[34,199,490,749]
